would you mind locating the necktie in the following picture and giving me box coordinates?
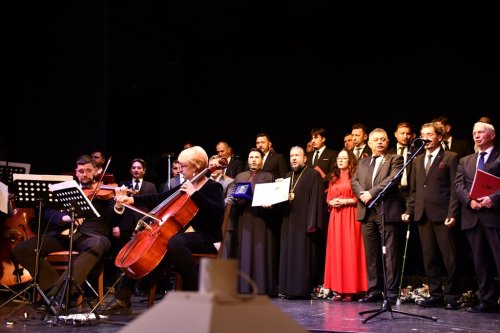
[477,152,486,170]
[134,179,140,191]
[313,150,320,164]
[442,141,450,151]
[425,154,433,175]
[399,147,407,186]
[355,147,361,159]
[365,156,379,188]
[248,171,256,182]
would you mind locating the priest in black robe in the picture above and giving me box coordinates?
[277,146,327,299]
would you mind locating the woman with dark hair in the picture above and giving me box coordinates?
[322,149,367,301]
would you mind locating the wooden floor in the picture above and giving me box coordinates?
[1,285,499,333]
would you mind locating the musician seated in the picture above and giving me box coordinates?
[105,146,225,315]
[11,155,117,313]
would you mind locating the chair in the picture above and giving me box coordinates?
[45,251,104,306]
[147,203,232,308]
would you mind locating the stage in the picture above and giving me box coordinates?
[1,291,498,333]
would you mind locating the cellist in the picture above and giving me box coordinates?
[105,146,225,315]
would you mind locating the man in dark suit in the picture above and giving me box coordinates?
[249,133,289,179]
[11,155,116,312]
[216,141,245,178]
[351,128,404,305]
[306,127,338,187]
[402,123,461,310]
[454,121,500,314]
[110,158,158,304]
[351,123,372,160]
[158,160,183,192]
[387,121,425,278]
[113,158,158,245]
[433,116,474,158]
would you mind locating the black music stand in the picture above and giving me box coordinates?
[0,174,73,313]
[359,140,437,324]
[47,180,101,321]
[0,161,31,187]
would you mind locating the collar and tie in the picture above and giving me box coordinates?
[355,147,362,159]
[425,154,433,175]
[313,150,320,164]
[365,155,380,188]
[442,140,450,151]
[477,151,487,171]
[134,179,140,191]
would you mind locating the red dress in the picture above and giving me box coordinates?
[323,171,368,294]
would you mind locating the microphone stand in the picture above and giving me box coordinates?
[359,139,437,324]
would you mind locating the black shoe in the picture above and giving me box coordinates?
[102,299,132,315]
[445,302,459,310]
[417,297,444,308]
[466,303,499,313]
[358,292,383,303]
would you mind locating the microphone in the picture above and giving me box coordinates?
[413,138,431,144]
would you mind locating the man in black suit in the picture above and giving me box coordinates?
[112,158,158,249]
[433,116,474,158]
[455,121,500,314]
[351,123,372,160]
[216,141,245,178]
[108,158,158,307]
[402,123,461,310]
[306,127,338,187]
[351,128,404,305]
[387,121,425,278]
[11,155,116,312]
[249,132,289,179]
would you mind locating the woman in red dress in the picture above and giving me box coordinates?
[322,149,368,301]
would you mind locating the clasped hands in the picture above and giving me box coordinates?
[329,197,347,208]
[471,196,493,210]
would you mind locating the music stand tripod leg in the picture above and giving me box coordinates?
[0,199,57,315]
[52,208,100,323]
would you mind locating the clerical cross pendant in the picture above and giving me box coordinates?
[289,192,295,201]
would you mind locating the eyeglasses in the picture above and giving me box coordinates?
[76,168,94,174]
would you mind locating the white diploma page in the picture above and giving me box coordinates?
[252,177,290,207]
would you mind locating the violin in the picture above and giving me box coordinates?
[82,183,137,200]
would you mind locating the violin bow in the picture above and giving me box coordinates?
[89,156,112,202]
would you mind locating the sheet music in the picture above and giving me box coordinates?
[252,178,290,207]
[13,174,72,182]
[49,180,100,218]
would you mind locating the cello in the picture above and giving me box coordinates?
[0,197,36,287]
[115,158,227,279]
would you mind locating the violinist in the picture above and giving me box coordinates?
[11,155,118,311]
[105,146,225,315]
[91,149,115,184]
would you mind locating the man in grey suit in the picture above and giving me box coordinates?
[455,121,500,314]
[352,128,404,305]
